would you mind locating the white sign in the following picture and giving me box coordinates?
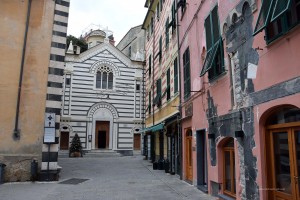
[247,63,258,79]
[45,113,55,128]
[44,127,55,143]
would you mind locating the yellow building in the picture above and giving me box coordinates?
[0,0,70,181]
[142,0,181,175]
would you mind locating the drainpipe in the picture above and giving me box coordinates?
[176,4,183,179]
[13,0,32,140]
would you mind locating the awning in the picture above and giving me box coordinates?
[142,123,164,133]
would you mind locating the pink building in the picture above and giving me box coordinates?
[177,0,300,199]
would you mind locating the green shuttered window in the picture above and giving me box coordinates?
[200,5,224,79]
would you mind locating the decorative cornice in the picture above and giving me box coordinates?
[87,102,119,119]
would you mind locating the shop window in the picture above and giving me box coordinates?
[200,5,224,80]
[253,0,300,43]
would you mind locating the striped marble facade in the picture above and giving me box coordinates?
[62,40,144,155]
[41,0,70,172]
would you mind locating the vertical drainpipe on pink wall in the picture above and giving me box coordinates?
[176,1,183,180]
[14,0,32,140]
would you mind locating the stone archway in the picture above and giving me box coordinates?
[87,102,118,150]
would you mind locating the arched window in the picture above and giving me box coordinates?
[95,65,114,90]
[223,137,236,198]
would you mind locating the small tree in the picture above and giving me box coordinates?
[69,133,82,157]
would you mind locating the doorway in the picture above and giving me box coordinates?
[185,129,193,181]
[60,131,69,150]
[134,134,141,150]
[265,107,300,200]
[267,127,300,200]
[197,129,208,192]
[95,121,110,149]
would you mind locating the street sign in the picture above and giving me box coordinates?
[44,127,55,143]
[45,113,55,128]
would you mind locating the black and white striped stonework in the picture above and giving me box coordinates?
[41,0,70,172]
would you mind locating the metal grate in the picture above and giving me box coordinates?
[59,178,89,185]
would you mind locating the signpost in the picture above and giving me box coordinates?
[44,113,56,181]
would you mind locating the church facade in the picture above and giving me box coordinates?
[62,30,145,155]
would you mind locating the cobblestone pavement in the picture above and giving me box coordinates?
[0,153,216,200]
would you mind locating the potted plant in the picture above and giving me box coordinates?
[69,133,83,157]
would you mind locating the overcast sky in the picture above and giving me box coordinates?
[67,0,148,44]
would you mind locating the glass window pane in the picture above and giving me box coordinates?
[108,72,113,89]
[225,151,232,192]
[96,72,101,88]
[273,131,292,194]
[102,72,107,89]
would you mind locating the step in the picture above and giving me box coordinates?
[58,150,122,158]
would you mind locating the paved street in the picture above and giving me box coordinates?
[0,153,216,200]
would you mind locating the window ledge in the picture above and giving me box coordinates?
[208,70,227,85]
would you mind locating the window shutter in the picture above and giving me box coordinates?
[183,48,190,99]
[165,17,170,48]
[174,58,178,93]
[205,15,213,50]
[159,36,162,61]
[270,0,292,22]
[253,0,273,36]
[149,55,152,77]
[200,38,221,77]
[212,6,220,44]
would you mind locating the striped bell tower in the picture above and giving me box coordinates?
[40,0,70,181]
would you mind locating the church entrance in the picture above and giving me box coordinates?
[95,121,110,149]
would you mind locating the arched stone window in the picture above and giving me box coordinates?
[96,65,114,90]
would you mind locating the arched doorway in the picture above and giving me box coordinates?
[185,129,193,181]
[265,107,300,200]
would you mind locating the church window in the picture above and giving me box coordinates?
[96,65,114,90]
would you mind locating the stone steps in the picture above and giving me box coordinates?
[58,149,122,158]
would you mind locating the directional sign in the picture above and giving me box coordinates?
[45,113,55,128]
[44,127,55,143]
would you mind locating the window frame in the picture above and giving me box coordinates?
[94,66,114,91]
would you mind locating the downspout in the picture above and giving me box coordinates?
[13,0,32,140]
[176,4,183,179]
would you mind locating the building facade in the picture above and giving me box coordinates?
[142,0,181,175]
[0,0,70,181]
[62,29,145,155]
[177,0,300,199]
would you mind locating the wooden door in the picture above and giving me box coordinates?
[186,135,193,181]
[269,127,300,200]
[60,131,69,150]
[134,134,141,150]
